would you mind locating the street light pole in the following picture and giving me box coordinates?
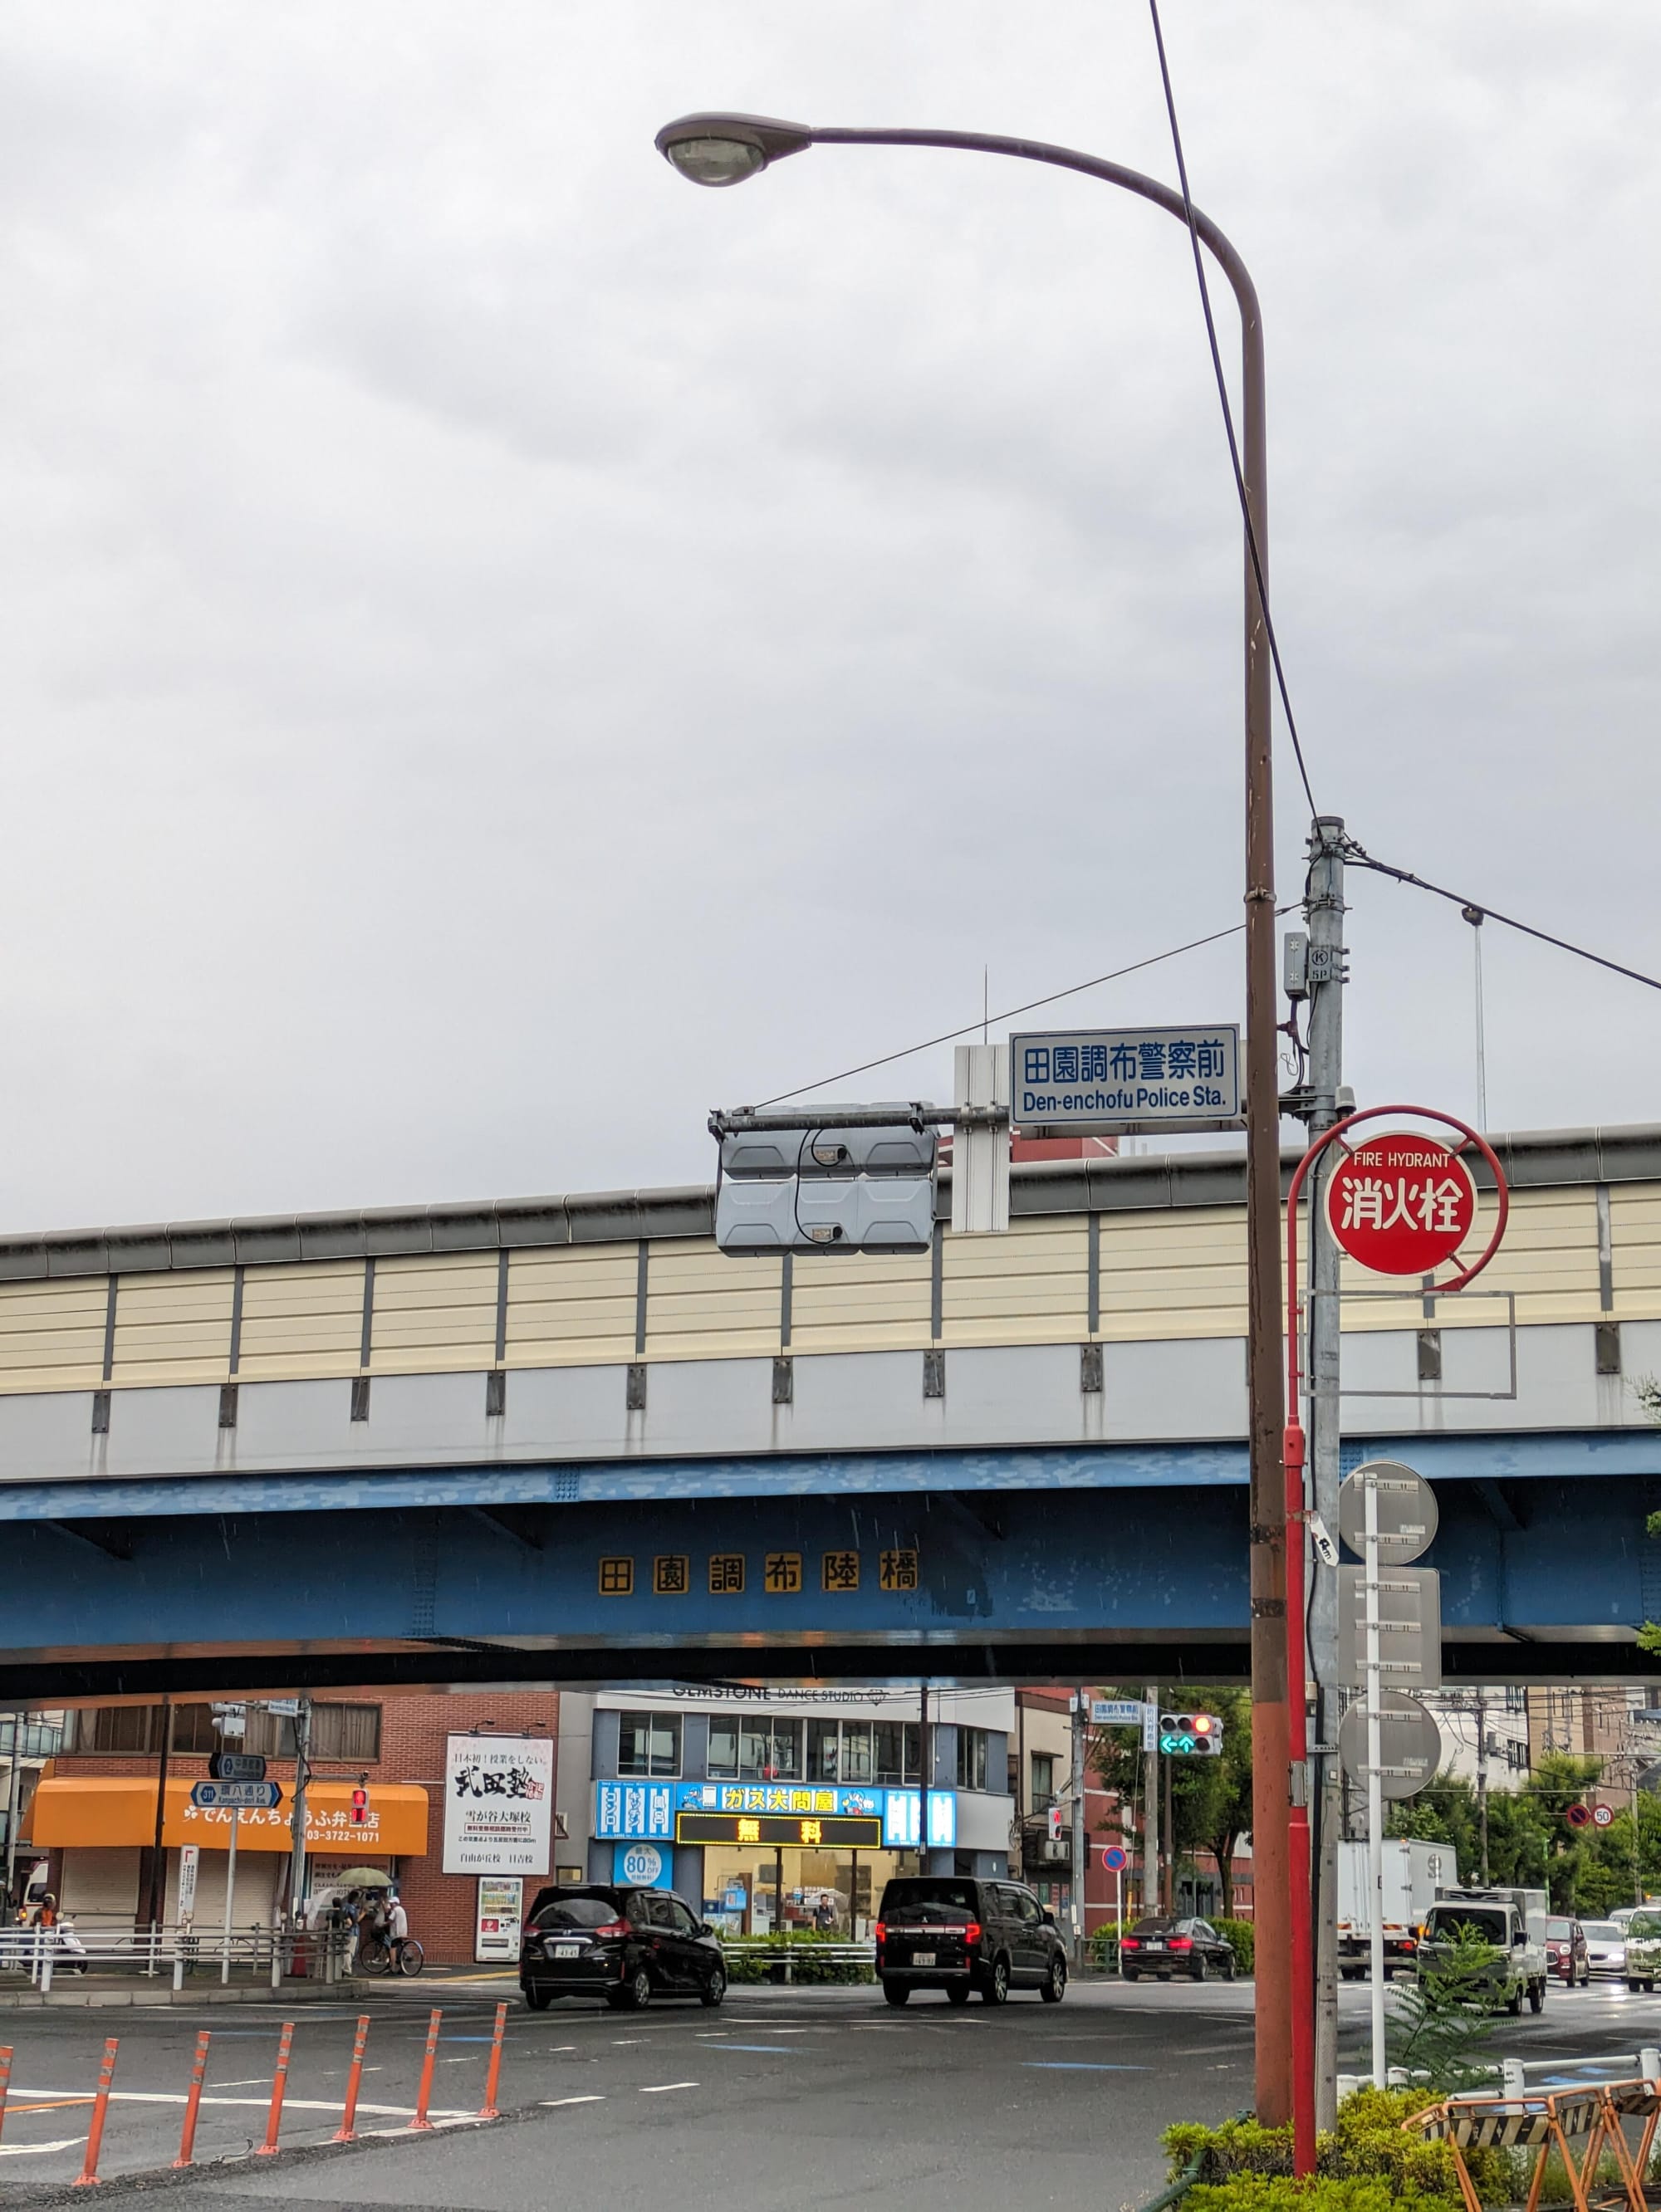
[656,111,1289,2121]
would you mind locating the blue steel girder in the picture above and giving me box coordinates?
[1,1453,1659,1699]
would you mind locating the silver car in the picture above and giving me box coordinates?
[1581,1919,1629,1978]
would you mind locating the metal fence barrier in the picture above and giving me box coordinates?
[0,1921,354,1993]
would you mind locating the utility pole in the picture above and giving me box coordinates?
[1303,815,1348,2131]
[287,1696,313,1932]
[1071,1691,1087,1962]
[919,1682,931,1872]
[2,1710,26,1905]
[1476,1691,1491,1885]
[1143,1684,1160,1924]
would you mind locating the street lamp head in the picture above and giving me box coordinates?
[654,112,813,188]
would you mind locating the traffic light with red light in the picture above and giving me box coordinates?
[350,1786,369,1825]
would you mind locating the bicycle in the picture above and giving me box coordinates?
[358,1933,424,1976]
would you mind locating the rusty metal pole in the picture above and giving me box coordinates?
[1235,264,1292,2131]
[656,111,1290,2121]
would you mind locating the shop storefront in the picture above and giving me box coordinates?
[583,1689,1016,1936]
[29,1775,429,1927]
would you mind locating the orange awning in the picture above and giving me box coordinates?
[30,1777,429,1857]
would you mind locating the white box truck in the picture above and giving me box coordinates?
[1338,1838,1455,1977]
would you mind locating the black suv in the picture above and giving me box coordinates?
[520,1885,727,2011]
[875,1875,1067,2006]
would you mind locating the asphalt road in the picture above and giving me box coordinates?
[4,1971,1659,2211]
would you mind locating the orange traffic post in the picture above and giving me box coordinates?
[72,2036,120,2188]
[254,2020,295,2157]
[173,2031,212,2168]
[0,2044,12,2150]
[478,2001,508,2121]
[332,2014,371,2144]
[407,2008,442,2131]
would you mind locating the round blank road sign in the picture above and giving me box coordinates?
[1337,1696,1442,1800]
[1338,1460,1438,1565]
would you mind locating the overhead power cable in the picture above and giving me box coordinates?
[756,912,1293,1108]
[1147,0,1320,822]
[1346,845,1661,996]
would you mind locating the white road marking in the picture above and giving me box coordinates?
[3,2088,469,2119]
[639,2082,699,2093]
[541,2094,607,2107]
[0,2138,84,2157]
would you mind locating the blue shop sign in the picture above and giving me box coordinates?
[594,1779,895,1841]
[882,1790,958,1849]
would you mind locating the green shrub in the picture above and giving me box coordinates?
[1183,2179,1461,2211]
[1089,1921,1126,1969]
[720,1931,873,1986]
[1163,2087,1487,2203]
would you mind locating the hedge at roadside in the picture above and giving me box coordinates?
[1162,2087,1497,2208]
[721,1932,874,1985]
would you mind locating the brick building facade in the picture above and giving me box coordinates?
[34,1687,559,1966]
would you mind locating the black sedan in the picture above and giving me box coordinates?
[1119,1915,1236,1983]
[521,1884,727,2010]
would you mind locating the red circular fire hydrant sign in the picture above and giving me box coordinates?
[1325,1132,1479,1275]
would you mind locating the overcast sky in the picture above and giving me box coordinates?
[0,2,1656,1230]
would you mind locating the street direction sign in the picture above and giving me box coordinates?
[208,1752,267,1784]
[1338,1461,1438,1565]
[1565,1802,1592,1830]
[1091,1700,1147,1726]
[1326,1133,1477,1275]
[1102,1845,1129,1872]
[189,1779,282,1811]
[1338,1565,1443,1691]
[1010,1025,1242,1139]
[1593,1804,1615,1828]
[1337,1695,1442,1800]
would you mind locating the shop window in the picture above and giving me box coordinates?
[1031,1751,1056,1813]
[708,1716,740,1780]
[66,1705,158,1754]
[311,1704,380,1762]
[806,1718,840,1784]
[618,1710,680,1779]
[840,1722,875,1784]
[739,1717,801,1781]
[955,1727,992,1793]
[875,1721,919,1784]
[169,1705,219,1754]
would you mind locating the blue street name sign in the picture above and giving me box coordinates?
[189,1779,282,1811]
[1010,1025,1242,1138]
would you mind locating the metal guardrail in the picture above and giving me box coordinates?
[719,1939,875,1983]
[0,1923,354,1993]
[1338,2045,1661,2102]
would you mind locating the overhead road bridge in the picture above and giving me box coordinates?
[2,1124,1660,1699]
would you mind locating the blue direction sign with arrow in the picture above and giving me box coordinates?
[189,1779,282,1811]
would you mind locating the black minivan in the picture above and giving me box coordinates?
[520,1885,727,2010]
[876,1875,1067,2006]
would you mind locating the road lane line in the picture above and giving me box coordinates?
[1023,2062,1151,2072]
[541,2095,607,2107]
[639,2082,699,2093]
[0,2138,85,2157]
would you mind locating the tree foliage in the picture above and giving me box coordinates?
[1088,1683,1254,1901]
[1384,1752,1655,1914]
